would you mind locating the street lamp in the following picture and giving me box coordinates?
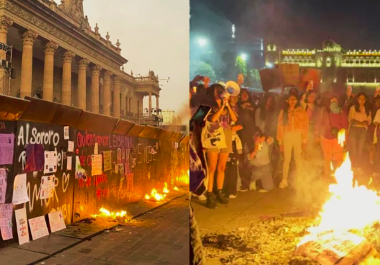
[266,62,273,68]
[198,38,207,47]
[240,53,247,61]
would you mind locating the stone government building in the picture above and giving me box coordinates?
[265,39,380,92]
[0,0,161,125]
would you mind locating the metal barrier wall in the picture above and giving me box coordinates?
[0,95,188,247]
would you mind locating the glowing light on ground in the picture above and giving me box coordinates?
[145,188,166,201]
[173,186,179,191]
[163,183,170,194]
[91,207,127,219]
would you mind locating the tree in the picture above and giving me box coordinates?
[247,68,262,88]
[235,56,247,77]
[190,60,216,81]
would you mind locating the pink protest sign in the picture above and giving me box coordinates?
[0,203,13,240]
[15,208,29,245]
[0,133,14,165]
[28,216,49,240]
[48,210,66,233]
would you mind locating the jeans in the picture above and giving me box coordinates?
[348,126,367,166]
[282,131,302,181]
[249,163,274,191]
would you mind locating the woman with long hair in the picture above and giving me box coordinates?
[316,94,348,179]
[277,91,309,188]
[203,84,237,208]
[348,92,372,168]
[255,93,276,137]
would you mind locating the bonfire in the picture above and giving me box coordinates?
[296,150,380,263]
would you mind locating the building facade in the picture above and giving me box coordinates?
[0,0,161,124]
[265,39,380,92]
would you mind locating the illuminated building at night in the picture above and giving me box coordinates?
[265,40,380,90]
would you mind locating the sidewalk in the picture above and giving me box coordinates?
[0,191,189,265]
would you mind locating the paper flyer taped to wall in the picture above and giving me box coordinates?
[68,141,74,152]
[0,203,13,240]
[94,143,98,155]
[75,156,87,179]
[40,175,55,200]
[67,156,72,171]
[44,151,57,174]
[91,154,103,176]
[0,133,14,165]
[103,151,112,171]
[64,126,69,140]
[12,174,29,205]
[15,208,29,245]
[0,168,7,204]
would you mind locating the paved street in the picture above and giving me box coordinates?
[35,195,189,265]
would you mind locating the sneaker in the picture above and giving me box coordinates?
[279,179,288,189]
[192,193,207,201]
[258,189,268,193]
[238,187,248,192]
[229,194,237,199]
[249,182,256,191]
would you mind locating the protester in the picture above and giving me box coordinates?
[340,86,355,116]
[348,92,372,168]
[316,94,348,179]
[255,93,276,138]
[245,126,274,192]
[277,91,309,188]
[367,95,380,165]
[202,84,237,208]
[372,101,380,174]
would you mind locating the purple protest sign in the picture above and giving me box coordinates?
[0,133,14,165]
[25,144,45,172]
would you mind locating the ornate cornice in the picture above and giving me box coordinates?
[91,64,102,74]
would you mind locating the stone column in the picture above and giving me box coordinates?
[91,65,102,114]
[77,58,89,110]
[0,16,13,95]
[103,70,112,116]
[20,30,38,98]
[156,95,159,111]
[148,92,152,116]
[113,76,121,118]
[62,51,75,106]
[42,41,58,102]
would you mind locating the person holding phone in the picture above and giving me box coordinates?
[202,84,237,209]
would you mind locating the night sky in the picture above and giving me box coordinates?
[191,0,380,50]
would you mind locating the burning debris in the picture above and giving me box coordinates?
[91,208,130,223]
[145,188,167,201]
[163,183,170,194]
[174,186,179,191]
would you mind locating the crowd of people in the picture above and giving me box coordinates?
[189,75,380,209]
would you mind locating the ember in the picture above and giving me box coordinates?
[338,129,345,147]
[173,186,179,191]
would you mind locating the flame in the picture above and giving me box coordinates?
[338,129,345,147]
[176,171,189,185]
[91,207,127,219]
[145,188,166,201]
[163,183,170,194]
[174,186,179,191]
[298,153,380,247]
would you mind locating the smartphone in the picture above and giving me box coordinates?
[190,105,211,132]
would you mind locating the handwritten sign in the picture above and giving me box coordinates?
[103,151,112,171]
[277,63,300,87]
[64,126,69,140]
[0,203,13,240]
[25,144,44,172]
[75,156,87,179]
[12,174,29,205]
[28,216,49,240]
[0,133,14,165]
[44,151,57,174]
[15,208,29,245]
[91,154,103,176]
[68,141,74,152]
[40,175,55,199]
[48,210,66,233]
[259,68,283,91]
[0,168,7,203]
[67,156,72,171]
